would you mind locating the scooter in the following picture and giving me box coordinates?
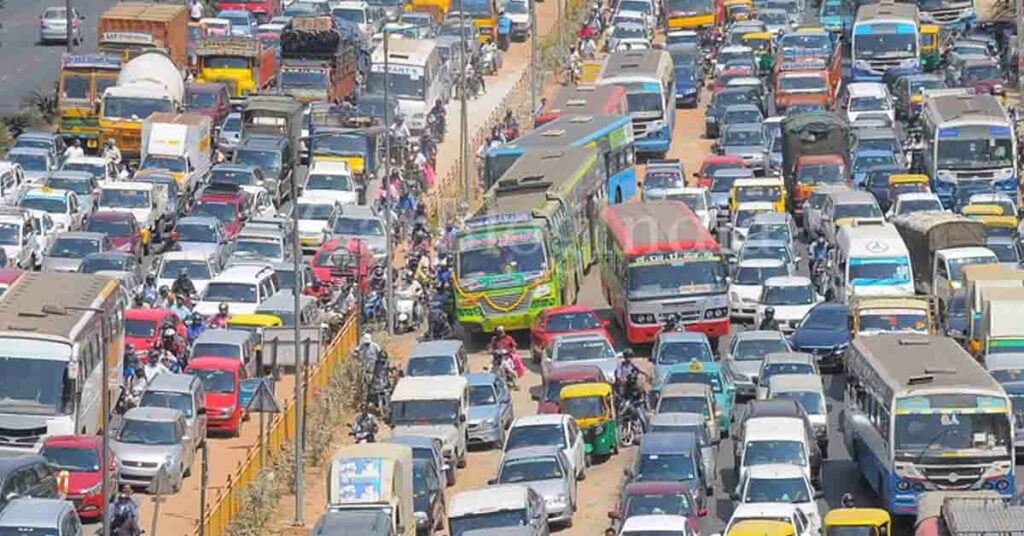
[348,420,377,443]
[394,281,423,333]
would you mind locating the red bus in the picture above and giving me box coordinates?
[534,85,629,126]
[599,201,729,344]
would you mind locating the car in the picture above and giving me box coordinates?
[715,124,767,172]
[491,446,577,527]
[42,231,110,273]
[789,302,850,371]
[184,356,247,437]
[729,258,789,320]
[646,186,717,232]
[529,306,612,362]
[705,87,763,138]
[724,499,816,536]
[642,159,686,194]
[714,45,755,76]
[675,63,701,107]
[619,515,700,536]
[6,148,55,185]
[891,74,946,119]
[218,9,257,35]
[154,251,220,297]
[754,351,819,399]
[985,234,1021,268]
[170,216,231,268]
[655,383,720,440]
[720,104,765,131]
[850,149,898,188]
[753,276,821,333]
[746,212,798,247]
[608,482,702,536]
[653,360,736,436]
[40,435,105,521]
[948,56,1004,92]
[843,82,894,124]
[723,330,791,398]
[61,156,120,183]
[217,112,243,154]
[185,82,232,125]
[83,211,145,260]
[467,372,515,448]
[535,364,605,415]
[139,373,208,450]
[543,332,618,383]
[124,308,186,359]
[234,134,295,205]
[385,435,448,488]
[651,331,715,381]
[133,171,186,235]
[193,189,247,239]
[0,498,83,536]
[78,252,142,282]
[737,237,798,274]
[802,185,851,239]
[326,204,388,262]
[448,485,550,536]
[695,155,746,188]
[208,164,268,200]
[0,206,46,270]
[13,132,67,167]
[766,374,829,452]
[625,432,709,513]
[40,6,83,44]
[404,340,469,377]
[609,23,650,52]
[412,457,446,535]
[730,201,776,252]
[303,161,358,205]
[231,226,291,263]
[648,413,718,494]
[19,187,86,232]
[504,414,586,481]
[861,164,906,210]
[194,263,278,316]
[887,192,944,219]
[111,407,196,492]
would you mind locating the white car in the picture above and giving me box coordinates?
[155,251,221,297]
[715,45,754,76]
[303,161,358,205]
[725,496,815,536]
[802,185,850,240]
[733,465,822,535]
[194,263,277,316]
[886,192,944,219]
[293,196,338,254]
[730,201,776,252]
[649,187,717,232]
[620,515,698,536]
[844,82,895,125]
[729,258,789,320]
[754,276,820,332]
[503,414,586,480]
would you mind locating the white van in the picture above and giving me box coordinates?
[832,219,914,300]
[369,39,445,133]
[388,376,469,475]
[194,263,278,316]
[737,416,815,487]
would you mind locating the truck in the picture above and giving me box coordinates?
[216,0,282,23]
[140,112,213,195]
[279,16,359,104]
[195,36,278,100]
[978,287,1024,357]
[98,3,189,69]
[915,492,1023,536]
[890,212,988,303]
[326,443,415,536]
[95,182,168,254]
[99,51,185,161]
[780,111,849,212]
[57,54,122,152]
[241,95,303,165]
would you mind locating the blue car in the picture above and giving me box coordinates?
[851,149,897,188]
[861,164,906,210]
[943,289,969,342]
[651,331,715,385]
[789,302,850,371]
[675,66,701,108]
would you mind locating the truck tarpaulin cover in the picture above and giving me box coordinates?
[282,16,342,57]
[891,212,986,285]
[781,111,849,188]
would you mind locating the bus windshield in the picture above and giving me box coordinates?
[0,350,70,415]
[668,0,712,12]
[627,255,726,299]
[894,397,1011,459]
[367,70,426,100]
[854,23,917,59]
[620,82,664,113]
[458,228,548,284]
[937,126,1014,169]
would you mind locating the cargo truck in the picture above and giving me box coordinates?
[57,54,122,151]
[195,36,278,100]
[98,3,189,69]
[890,212,989,304]
[99,51,185,161]
[140,112,212,195]
[978,287,1024,357]
[216,0,282,23]
[780,112,849,213]
[325,443,414,536]
[279,16,358,104]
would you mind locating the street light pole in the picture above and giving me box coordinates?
[65,0,73,52]
[383,30,395,336]
[100,332,110,536]
[291,138,304,526]
[458,0,470,202]
[529,0,538,111]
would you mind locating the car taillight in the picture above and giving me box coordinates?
[40,18,46,28]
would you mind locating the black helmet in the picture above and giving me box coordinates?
[218,302,229,314]
[764,307,775,317]
[622,348,634,359]
[126,343,135,353]
[145,273,156,283]
[190,314,204,326]
[158,285,170,297]
[178,268,189,278]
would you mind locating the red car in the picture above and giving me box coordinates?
[712,68,755,93]
[0,268,24,297]
[609,482,705,533]
[530,306,612,361]
[124,308,186,360]
[186,356,248,437]
[695,156,746,187]
[193,191,247,238]
[84,211,146,259]
[311,237,376,291]
[536,364,605,414]
[40,435,108,521]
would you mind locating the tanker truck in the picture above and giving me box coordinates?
[99,50,184,161]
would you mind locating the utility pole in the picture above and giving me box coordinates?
[1017,0,1024,90]
[383,30,395,336]
[529,0,538,111]
[557,0,564,58]
[458,0,471,203]
[290,130,304,525]
[65,0,73,52]
[100,329,110,536]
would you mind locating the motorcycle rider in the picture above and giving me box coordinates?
[810,237,829,272]
[352,404,380,443]
[103,138,122,168]
[140,274,158,306]
[186,314,205,344]
[615,348,647,386]
[207,303,230,329]
[172,268,197,300]
[142,352,170,382]
[302,278,331,304]
[109,484,141,536]
[161,326,186,361]
[759,306,781,331]
[427,296,453,339]
[503,109,519,140]
[490,325,525,380]
[368,265,387,292]
[157,286,174,310]
[358,333,382,373]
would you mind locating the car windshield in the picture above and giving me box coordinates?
[546,312,600,332]
[117,418,179,445]
[659,396,709,416]
[235,149,281,174]
[774,391,824,415]
[834,203,882,220]
[711,174,744,193]
[854,153,896,172]
[506,424,566,449]
[562,395,605,419]
[637,453,695,481]
[964,63,1001,83]
[85,218,132,236]
[737,186,781,203]
[644,171,685,189]
[9,153,49,172]
[193,201,237,223]
[723,129,764,146]
[99,188,150,209]
[748,223,789,241]
[20,196,66,214]
[124,318,157,338]
[0,223,19,246]
[665,372,723,393]
[896,198,942,214]
[210,168,257,186]
[798,163,845,185]
[407,355,456,376]
[656,341,714,364]
[554,339,614,362]
[332,217,384,236]
[41,445,100,472]
[306,173,354,191]
[733,338,788,360]
[449,510,528,536]
[499,456,564,483]
[625,493,692,518]
[800,307,847,329]
[176,223,218,243]
[46,177,91,195]
[740,244,790,264]
[222,115,241,133]
[762,284,814,305]
[50,237,100,258]
[850,95,888,111]
[296,203,334,221]
[744,476,811,503]
[159,260,211,280]
[735,264,787,285]
[80,256,128,273]
[234,239,282,259]
[203,282,257,303]
[390,400,459,425]
[140,391,194,418]
[614,25,646,38]
[191,343,239,360]
[469,385,497,406]
[725,109,762,124]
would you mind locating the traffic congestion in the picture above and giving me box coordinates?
[1,0,1024,533]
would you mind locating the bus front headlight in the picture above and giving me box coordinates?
[533,284,552,298]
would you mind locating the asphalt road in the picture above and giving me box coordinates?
[0,0,117,111]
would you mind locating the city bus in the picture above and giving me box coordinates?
[454,147,606,333]
[843,334,1015,516]
[534,85,629,126]
[596,49,676,157]
[666,0,715,29]
[851,1,920,82]
[920,92,1017,208]
[0,273,124,453]
[485,114,638,203]
[599,201,729,344]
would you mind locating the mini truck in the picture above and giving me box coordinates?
[327,443,415,536]
[141,112,213,196]
[891,211,987,304]
[195,36,278,100]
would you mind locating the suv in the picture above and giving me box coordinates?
[195,263,278,316]
[234,135,295,206]
[0,207,44,270]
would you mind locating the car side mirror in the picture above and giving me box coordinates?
[487,477,497,485]
[814,489,825,500]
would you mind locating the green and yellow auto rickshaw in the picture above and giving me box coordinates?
[559,382,618,461]
[920,25,940,71]
[742,32,775,71]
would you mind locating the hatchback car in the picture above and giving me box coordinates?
[42,231,110,273]
[491,446,577,527]
[111,407,196,492]
[543,332,618,383]
[608,482,702,536]
[723,330,792,397]
[733,464,822,533]
[754,276,821,332]
[529,306,612,362]
[0,498,83,536]
[626,432,708,513]
[40,6,83,44]
[40,436,104,521]
[466,372,515,448]
[716,124,767,172]
[84,211,145,260]
[504,414,586,481]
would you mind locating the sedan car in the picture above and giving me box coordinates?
[78,251,142,282]
[491,446,577,527]
[40,6,83,45]
[84,211,145,259]
[789,302,850,371]
[504,414,586,481]
[732,464,822,534]
[705,87,763,138]
[716,124,767,172]
[723,330,791,397]
[753,276,821,333]
[111,407,195,492]
[543,332,618,383]
[729,258,789,320]
[887,192,944,219]
[42,231,110,273]
[8,148,57,186]
[466,372,515,448]
[530,306,613,362]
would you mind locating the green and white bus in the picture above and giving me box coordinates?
[455,147,607,333]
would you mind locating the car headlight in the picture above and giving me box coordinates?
[546,494,569,508]
[533,284,551,298]
[398,312,409,322]
[684,87,697,94]
[220,405,236,417]
[415,511,428,525]
[81,481,102,495]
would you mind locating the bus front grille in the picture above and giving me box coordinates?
[481,293,531,316]
[921,465,985,489]
[0,426,46,449]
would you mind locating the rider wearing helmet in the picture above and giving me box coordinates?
[207,303,230,329]
[759,306,781,331]
[172,267,197,299]
[141,274,158,306]
[186,313,205,344]
[489,326,517,354]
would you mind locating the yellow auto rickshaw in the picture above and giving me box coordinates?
[823,508,891,536]
[580,60,604,84]
[730,177,786,213]
[227,314,283,359]
[727,520,797,536]
[920,24,940,71]
[559,382,618,462]
[961,203,1006,218]
[886,174,930,207]
[978,215,1018,237]
[723,0,753,22]
[741,32,774,71]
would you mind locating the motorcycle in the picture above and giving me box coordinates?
[481,42,500,74]
[427,110,446,141]
[427,303,454,340]
[616,372,649,447]
[394,279,424,333]
[348,419,377,443]
[364,290,387,325]
[491,348,519,391]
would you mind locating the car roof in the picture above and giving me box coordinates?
[622,515,694,531]
[552,332,610,344]
[89,210,134,221]
[179,216,221,226]
[123,406,182,422]
[465,372,499,386]
[723,124,764,134]
[545,364,605,380]
[501,445,565,463]
[409,340,464,358]
[0,498,72,526]
[662,383,711,397]
[215,264,274,282]
[385,435,442,449]
[639,431,696,453]
[745,463,811,480]
[734,330,788,342]
[651,412,705,427]
[768,374,824,392]
[737,258,786,268]
[512,414,569,427]
[392,376,468,400]
[56,231,105,240]
[763,351,816,365]
[145,372,199,393]
[449,485,530,517]
[194,329,251,345]
[763,275,812,287]
[186,356,241,370]
[846,82,888,96]
[623,481,691,496]
[656,331,708,344]
[744,416,807,439]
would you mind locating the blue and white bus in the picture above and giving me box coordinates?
[920,92,1017,207]
[851,1,920,82]
[596,49,676,157]
[842,334,1015,516]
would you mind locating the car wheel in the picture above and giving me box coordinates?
[447,465,457,486]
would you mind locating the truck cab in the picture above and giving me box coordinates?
[932,247,999,305]
[195,36,277,99]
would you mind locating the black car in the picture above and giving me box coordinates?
[0,455,58,512]
[890,73,945,119]
[412,458,445,535]
[861,164,906,210]
[705,87,763,138]
[233,135,295,206]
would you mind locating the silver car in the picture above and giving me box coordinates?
[172,216,231,269]
[722,330,791,398]
[649,412,718,495]
[40,6,83,45]
[467,372,515,448]
[6,148,56,185]
[111,407,196,493]
[327,205,388,262]
[43,171,99,216]
[716,124,767,172]
[544,332,618,383]
[42,231,110,273]
[491,446,576,527]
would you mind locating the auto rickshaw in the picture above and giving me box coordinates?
[559,382,618,461]
[580,60,604,84]
[228,314,283,361]
[920,24,940,71]
[978,214,1018,237]
[724,0,753,22]
[961,203,1006,219]
[823,508,891,536]
[741,32,774,71]
[886,174,930,207]
[730,177,786,213]
[727,520,797,536]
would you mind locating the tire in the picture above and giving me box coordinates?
[446,465,457,486]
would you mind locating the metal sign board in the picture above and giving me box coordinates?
[243,378,280,413]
